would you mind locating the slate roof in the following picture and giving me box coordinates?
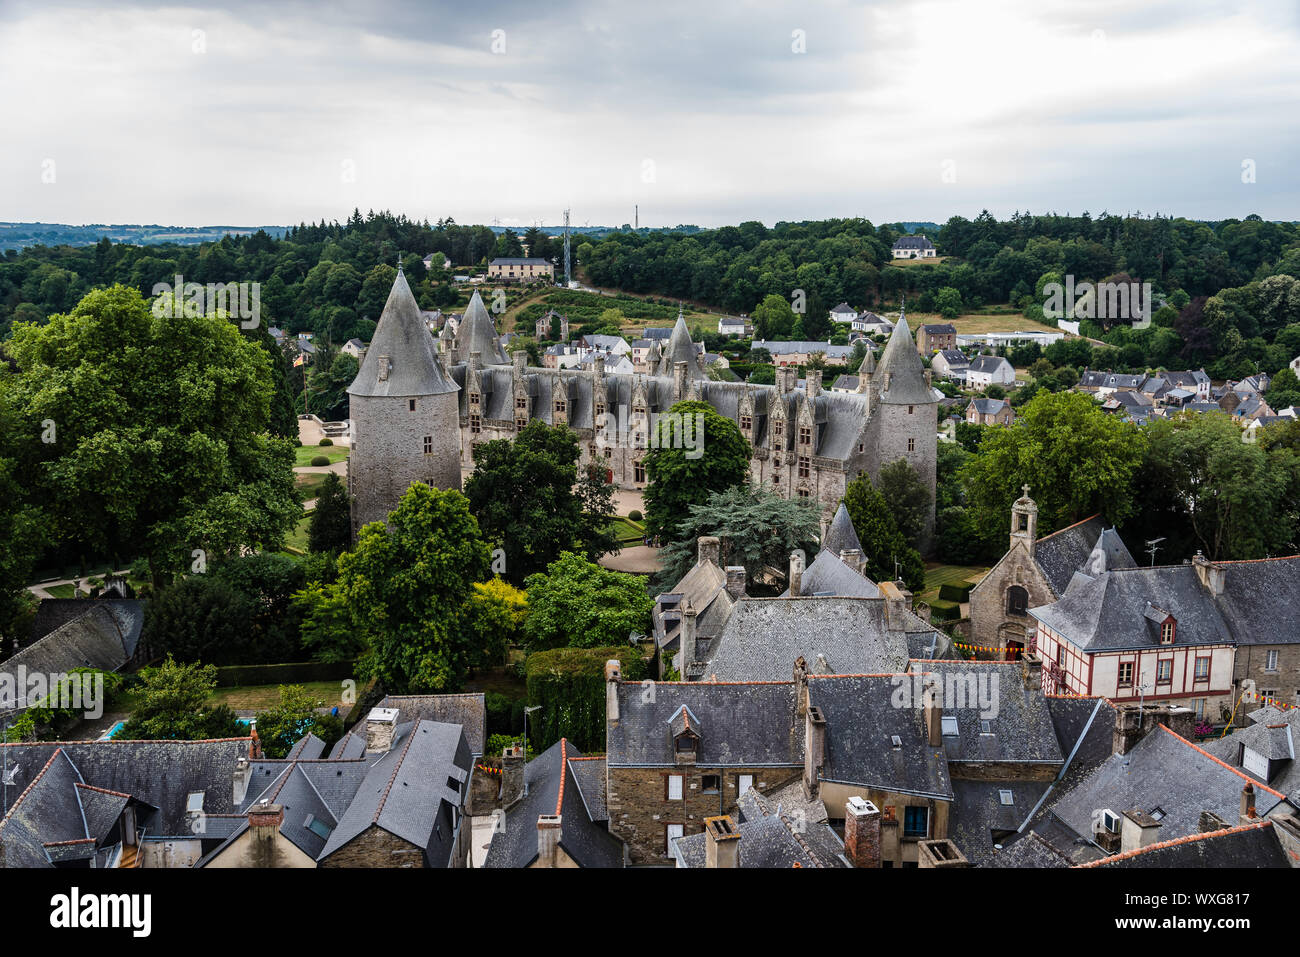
[491,257,551,266]
[1204,705,1300,795]
[830,302,856,315]
[482,739,623,868]
[754,340,855,360]
[1034,724,1286,851]
[920,323,956,335]
[671,788,848,868]
[1032,516,1137,597]
[373,693,487,755]
[950,778,1052,865]
[452,290,509,365]
[783,550,880,599]
[965,355,1011,375]
[1081,821,1290,868]
[608,682,800,768]
[348,269,459,397]
[970,398,1009,416]
[893,236,936,249]
[875,316,935,405]
[820,502,863,557]
[704,598,912,682]
[808,674,953,799]
[4,603,143,709]
[934,349,969,368]
[658,316,704,378]
[982,828,1075,868]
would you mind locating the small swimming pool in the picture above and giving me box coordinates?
[100,717,253,740]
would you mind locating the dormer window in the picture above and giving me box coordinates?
[740,414,752,432]
[555,397,566,414]
[516,395,528,411]
[774,420,783,440]
[1160,620,1176,644]
[799,425,811,446]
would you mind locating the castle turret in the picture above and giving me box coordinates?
[346,267,462,539]
[658,312,703,379]
[452,290,508,365]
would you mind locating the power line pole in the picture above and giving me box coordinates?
[563,208,571,288]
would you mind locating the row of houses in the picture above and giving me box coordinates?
[1075,367,1296,426]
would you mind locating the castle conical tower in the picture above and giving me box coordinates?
[452,290,508,365]
[346,267,461,539]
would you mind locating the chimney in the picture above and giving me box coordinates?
[248,801,283,865]
[880,580,911,631]
[1199,810,1231,833]
[605,659,621,722]
[1021,652,1043,690]
[844,797,881,868]
[917,839,972,868]
[839,548,862,574]
[1113,704,1171,755]
[793,656,810,719]
[364,707,399,753]
[674,360,688,400]
[680,602,697,674]
[724,566,746,600]
[513,350,526,375]
[593,353,605,378]
[804,706,826,796]
[924,369,932,389]
[232,756,252,806]
[1121,809,1163,853]
[788,550,804,596]
[697,535,721,567]
[1240,782,1257,824]
[470,350,482,373]
[882,371,893,393]
[924,679,943,748]
[704,815,740,868]
[1193,551,1225,596]
[501,744,525,809]
[806,372,821,398]
[537,814,562,867]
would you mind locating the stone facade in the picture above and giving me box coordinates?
[605,764,801,864]
[968,490,1049,654]
[317,825,426,868]
[1234,644,1300,723]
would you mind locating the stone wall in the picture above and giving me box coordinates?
[318,825,425,868]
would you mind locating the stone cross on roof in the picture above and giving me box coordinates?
[1023,484,1031,497]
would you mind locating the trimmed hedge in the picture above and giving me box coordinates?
[318,437,333,446]
[937,582,975,603]
[309,455,330,466]
[524,646,647,752]
[928,599,962,621]
[214,659,357,688]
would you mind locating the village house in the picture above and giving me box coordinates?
[717,315,750,336]
[892,235,938,259]
[963,354,1016,391]
[535,309,569,341]
[930,349,970,381]
[852,312,893,335]
[487,257,554,283]
[753,339,855,367]
[916,323,957,354]
[966,397,1014,426]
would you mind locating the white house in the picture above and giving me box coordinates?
[1290,355,1300,375]
[718,316,751,336]
[829,302,858,325]
[851,311,893,335]
[929,349,970,381]
[963,355,1016,391]
[891,235,937,259]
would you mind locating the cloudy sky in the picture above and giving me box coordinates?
[1,0,1297,228]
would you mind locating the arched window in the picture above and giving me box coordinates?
[1007,585,1029,616]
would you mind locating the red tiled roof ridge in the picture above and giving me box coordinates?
[568,754,605,761]
[74,782,132,799]
[555,739,569,817]
[371,720,422,825]
[1076,821,1273,868]
[1158,724,1287,799]
[43,838,97,846]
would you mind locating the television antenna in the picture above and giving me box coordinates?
[563,208,572,288]
[1145,537,1165,567]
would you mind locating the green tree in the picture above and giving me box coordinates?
[961,390,1146,551]
[6,285,300,585]
[935,286,963,319]
[653,483,822,592]
[325,484,491,692]
[842,476,925,592]
[463,577,528,669]
[308,472,351,554]
[643,400,751,543]
[523,552,653,651]
[118,657,244,741]
[1266,366,1300,410]
[876,459,933,552]
[254,684,345,759]
[141,575,256,665]
[752,293,795,340]
[465,421,617,584]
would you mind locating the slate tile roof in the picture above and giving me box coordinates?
[348,268,458,397]
[1080,820,1291,868]
[671,788,848,868]
[1032,516,1137,597]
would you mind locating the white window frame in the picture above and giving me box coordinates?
[667,774,683,801]
[737,774,753,797]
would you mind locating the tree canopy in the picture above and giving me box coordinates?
[643,400,751,543]
[522,551,654,652]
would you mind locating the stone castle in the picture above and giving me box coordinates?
[347,269,937,539]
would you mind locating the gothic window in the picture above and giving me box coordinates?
[423,435,433,454]
[798,456,810,478]
[634,461,647,484]
[799,425,811,446]
[1007,585,1028,616]
[470,414,482,434]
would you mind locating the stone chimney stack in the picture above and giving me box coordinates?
[537,814,562,867]
[704,815,741,868]
[788,551,804,596]
[232,756,252,807]
[844,797,881,868]
[697,535,721,567]
[924,679,943,748]
[1121,810,1163,853]
[917,839,972,868]
[793,657,810,719]
[1199,810,1231,833]
[724,566,746,600]
[674,361,689,401]
[365,707,399,753]
[883,371,893,393]
[605,659,622,723]
[1193,551,1226,596]
[803,706,826,796]
[1240,781,1258,824]
[470,350,482,373]
[501,744,525,809]
[680,602,697,675]
[839,548,863,574]
[806,372,821,398]
[593,353,605,379]
[513,350,527,376]
[248,801,284,866]
[1021,652,1043,690]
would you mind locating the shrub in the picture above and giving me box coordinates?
[937,582,974,603]
[310,455,330,467]
[524,646,646,751]
[318,437,333,446]
[627,510,643,522]
[485,733,534,760]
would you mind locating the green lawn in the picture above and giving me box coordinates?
[294,445,349,468]
[208,680,349,712]
[296,472,331,500]
[285,514,311,555]
[44,583,78,599]
[920,563,989,604]
[607,517,647,545]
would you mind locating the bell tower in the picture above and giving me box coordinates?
[1011,485,1038,557]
